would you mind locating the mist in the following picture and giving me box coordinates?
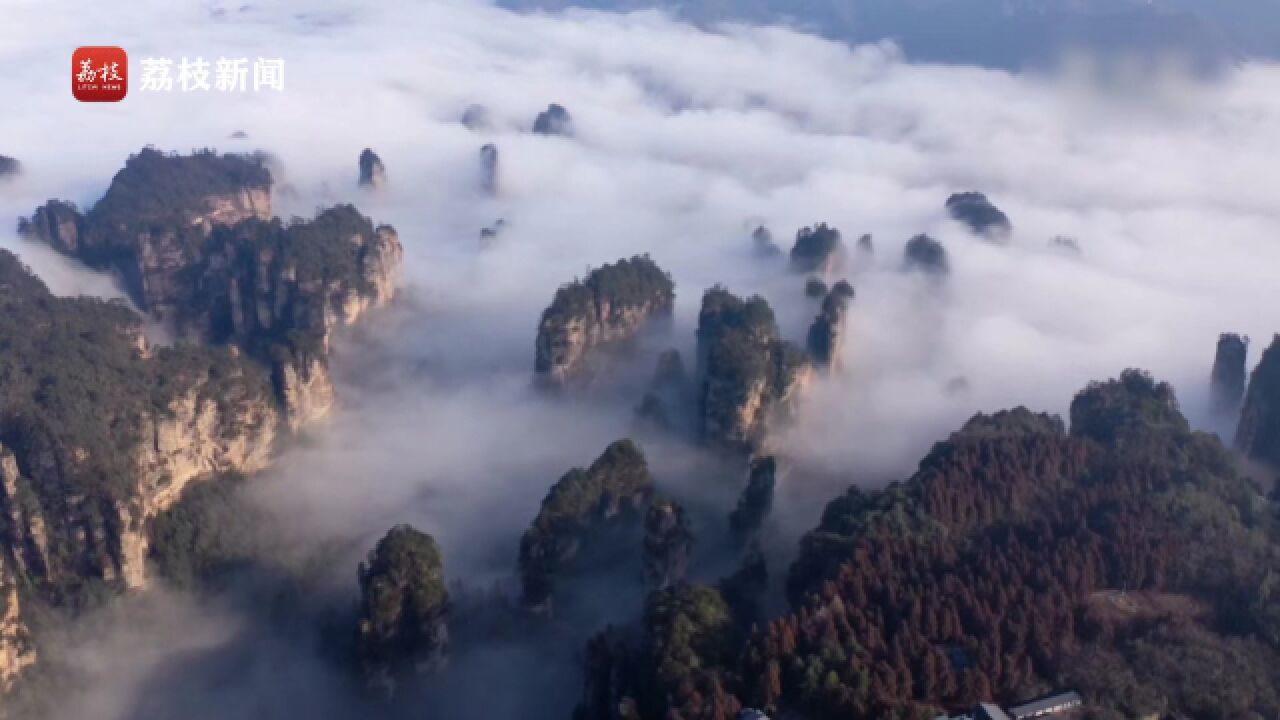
[2,0,1280,717]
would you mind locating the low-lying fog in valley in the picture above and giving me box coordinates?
[3,0,1280,717]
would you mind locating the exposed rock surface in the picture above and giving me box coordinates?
[20,148,272,318]
[355,524,449,699]
[358,148,387,190]
[533,103,574,136]
[519,439,654,609]
[0,155,19,179]
[789,223,843,274]
[1238,335,1280,467]
[806,283,852,369]
[903,233,949,275]
[21,151,403,429]
[1210,333,1249,418]
[480,143,499,196]
[0,252,278,597]
[729,456,776,540]
[642,498,693,590]
[0,575,34,694]
[3,151,403,694]
[946,191,1012,240]
[696,287,809,453]
[535,255,674,387]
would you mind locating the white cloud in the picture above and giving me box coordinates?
[2,1,1279,717]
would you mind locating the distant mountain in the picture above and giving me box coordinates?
[500,0,1280,70]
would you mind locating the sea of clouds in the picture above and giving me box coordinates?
[2,0,1279,717]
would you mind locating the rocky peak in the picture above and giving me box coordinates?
[752,226,782,258]
[1237,335,1280,468]
[535,255,675,387]
[479,143,499,196]
[696,287,809,453]
[806,282,853,369]
[519,439,654,610]
[356,524,449,699]
[0,250,278,597]
[20,148,272,316]
[856,233,874,255]
[643,498,693,590]
[790,223,843,274]
[903,233,949,275]
[946,191,1012,241]
[1210,333,1249,418]
[359,148,387,190]
[533,103,574,136]
[0,155,19,179]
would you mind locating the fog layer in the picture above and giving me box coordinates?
[1,0,1279,717]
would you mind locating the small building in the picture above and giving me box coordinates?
[976,703,1013,720]
[1009,691,1083,719]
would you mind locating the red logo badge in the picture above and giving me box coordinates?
[72,47,128,102]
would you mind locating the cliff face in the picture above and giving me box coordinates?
[696,288,810,453]
[535,256,675,387]
[0,577,35,694]
[23,152,403,429]
[358,148,387,190]
[1,152,403,694]
[806,282,853,369]
[20,148,273,320]
[1237,335,1280,467]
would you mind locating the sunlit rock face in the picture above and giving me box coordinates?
[355,524,449,699]
[1210,333,1248,419]
[2,148,404,693]
[946,191,1011,241]
[21,148,272,320]
[0,252,279,599]
[21,151,403,429]
[534,255,674,387]
[1238,335,1280,468]
[696,287,809,454]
